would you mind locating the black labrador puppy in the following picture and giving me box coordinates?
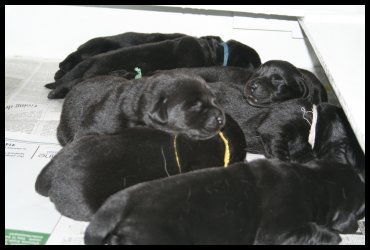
[53,32,186,80]
[84,159,365,245]
[255,99,365,173]
[244,60,328,107]
[57,73,225,146]
[46,35,261,98]
[35,115,247,221]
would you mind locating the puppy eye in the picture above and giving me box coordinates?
[210,97,218,105]
[189,101,203,111]
[271,74,286,86]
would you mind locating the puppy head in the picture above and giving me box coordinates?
[147,75,225,140]
[244,60,309,107]
[226,40,262,70]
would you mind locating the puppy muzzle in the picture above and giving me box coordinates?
[204,109,225,132]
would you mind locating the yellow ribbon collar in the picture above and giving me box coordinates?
[173,132,230,173]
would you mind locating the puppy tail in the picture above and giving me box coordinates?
[84,191,129,245]
[34,160,55,196]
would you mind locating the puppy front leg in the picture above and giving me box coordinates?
[280,223,341,245]
[56,39,121,80]
[255,222,341,245]
[47,78,82,99]
[260,133,290,161]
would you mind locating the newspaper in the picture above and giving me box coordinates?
[4,57,365,245]
[5,57,88,245]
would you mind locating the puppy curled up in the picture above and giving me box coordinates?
[57,74,225,146]
[35,114,246,221]
[84,159,365,245]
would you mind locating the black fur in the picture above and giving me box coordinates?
[46,34,261,99]
[52,32,186,81]
[244,60,327,107]
[256,99,365,176]
[84,159,364,245]
[56,74,225,146]
[148,66,254,86]
[313,104,365,179]
[35,115,246,221]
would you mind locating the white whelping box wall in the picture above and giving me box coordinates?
[5,5,364,152]
[5,5,317,68]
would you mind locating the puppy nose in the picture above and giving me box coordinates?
[216,116,223,125]
[250,82,258,92]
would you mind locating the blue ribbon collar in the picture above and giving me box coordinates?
[222,42,229,66]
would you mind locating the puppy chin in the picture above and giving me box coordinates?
[245,95,271,108]
[182,129,220,141]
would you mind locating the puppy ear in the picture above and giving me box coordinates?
[299,69,328,104]
[148,97,168,124]
[295,75,310,99]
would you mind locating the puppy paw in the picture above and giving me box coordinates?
[47,88,69,99]
[310,224,341,245]
[283,223,342,245]
[54,69,66,81]
[45,82,57,89]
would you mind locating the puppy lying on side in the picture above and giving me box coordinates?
[46,35,261,98]
[84,159,365,245]
[244,60,328,106]
[57,74,225,146]
[53,32,186,80]
[35,115,247,221]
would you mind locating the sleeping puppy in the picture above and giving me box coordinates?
[84,159,365,245]
[35,114,247,221]
[52,32,186,81]
[57,73,225,146]
[244,60,327,107]
[137,68,267,153]
[46,36,261,98]
[255,99,365,176]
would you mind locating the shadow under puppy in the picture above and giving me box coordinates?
[84,159,364,245]
[46,35,261,98]
[35,114,246,221]
[57,74,225,146]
